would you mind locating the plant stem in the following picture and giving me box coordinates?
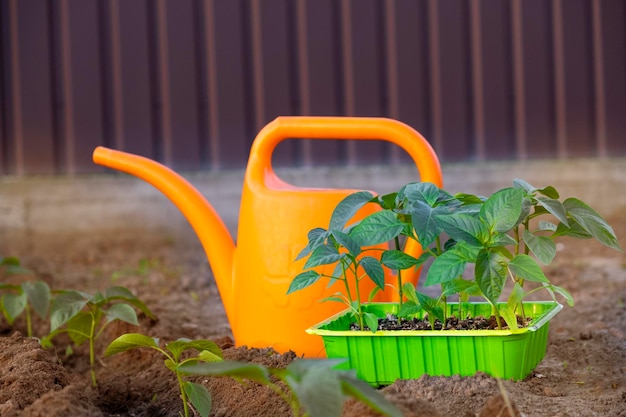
[441,296,447,330]
[175,371,190,417]
[394,236,403,309]
[353,264,364,330]
[89,313,97,387]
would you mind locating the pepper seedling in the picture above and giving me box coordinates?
[105,333,223,417]
[178,358,403,417]
[41,286,154,386]
[0,281,51,338]
[288,191,419,331]
[0,257,50,338]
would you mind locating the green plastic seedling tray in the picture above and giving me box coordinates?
[307,302,562,385]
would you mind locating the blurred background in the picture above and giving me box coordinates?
[0,0,625,243]
[1,0,625,175]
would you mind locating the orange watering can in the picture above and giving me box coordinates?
[93,116,442,357]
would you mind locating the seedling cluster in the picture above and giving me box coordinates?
[290,180,620,330]
[0,256,401,417]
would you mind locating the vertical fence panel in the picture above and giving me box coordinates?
[561,0,594,158]
[12,0,56,174]
[598,0,626,155]
[254,0,295,167]
[208,0,251,169]
[0,1,10,174]
[436,0,473,161]
[1,0,626,175]
[475,0,515,160]
[344,0,388,164]
[115,0,154,159]
[392,0,431,163]
[159,0,201,169]
[520,0,556,159]
[297,0,342,166]
[62,0,105,173]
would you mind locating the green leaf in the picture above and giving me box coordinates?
[329,191,374,231]
[303,245,342,269]
[105,333,159,357]
[425,243,477,286]
[553,221,593,239]
[376,192,399,210]
[22,281,50,319]
[512,178,535,193]
[416,292,444,322]
[480,187,524,232]
[453,193,485,205]
[475,250,508,304]
[103,286,138,301]
[285,359,346,382]
[296,228,328,261]
[401,182,441,206]
[105,303,139,326]
[381,250,419,270]
[410,201,446,248]
[287,271,321,294]
[508,254,549,283]
[104,286,155,319]
[339,372,403,417]
[178,360,271,384]
[536,185,560,199]
[523,230,556,265]
[398,300,421,316]
[359,257,384,289]
[564,198,621,250]
[537,221,558,232]
[49,291,89,331]
[292,366,344,417]
[65,312,92,346]
[350,211,404,246]
[183,382,212,417]
[164,358,178,372]
[435,213,486,246]
[0,257,31,275]
[546,284,574,307]
[488,232,517,248]
[167,339,223,361]
[331,230,361,256]
[441,279,477,297]
[499,304,519,331]
[198,349,223,363]
[536,196,569,226]
[363,312,379,333]
[401,282,418,304]
[1,293,27,324]
[507,282,526,310]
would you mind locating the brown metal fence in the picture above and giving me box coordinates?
[1,0,625,175]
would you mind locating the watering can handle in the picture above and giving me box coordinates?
[248,116,442,187]
[248,116,443,296]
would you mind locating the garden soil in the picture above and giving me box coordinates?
[1,213,625,417]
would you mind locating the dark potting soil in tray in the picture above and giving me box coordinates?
[350,314,533,331]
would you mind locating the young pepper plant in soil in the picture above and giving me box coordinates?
[402,179,621,330]
[289,179,621,332]
[105,333,223,417]
[41,286,154,386]
[178,358,403,417]
[288,191,416,331]
[0,256,51,338]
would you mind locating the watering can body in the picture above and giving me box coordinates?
[93,116,442,357]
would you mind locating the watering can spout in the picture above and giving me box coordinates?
[92,147,236,321]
